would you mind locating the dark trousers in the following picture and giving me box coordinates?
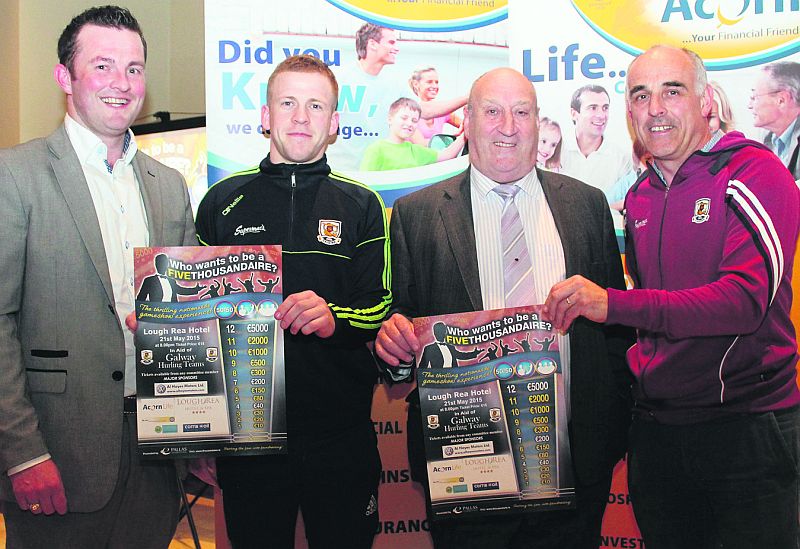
[628,406,799,549]
[5,415,180,549]
[219,422,381,549]
[428,473,613,549]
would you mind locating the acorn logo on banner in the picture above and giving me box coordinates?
[572,0,800,69]
[327,0,508,32]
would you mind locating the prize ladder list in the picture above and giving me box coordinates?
[219,318,278,439]
[502,375,559,496]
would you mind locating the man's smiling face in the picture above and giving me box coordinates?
[572,90,609,140]
[57,24,146,145]
[464,68,539,183]
[261,71,339,164]
[626,47,712,178]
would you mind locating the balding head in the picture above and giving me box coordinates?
[464,68,539,183]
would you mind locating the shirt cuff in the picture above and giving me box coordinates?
[8,454,52,476]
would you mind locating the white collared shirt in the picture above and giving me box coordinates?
[561,132,633,194]
[438,343,454,368]
[65,115,149,397]
[470,166,571,412]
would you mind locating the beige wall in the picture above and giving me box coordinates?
[0,0,204,146]
[169,0,206,118]
[0,0,20,148]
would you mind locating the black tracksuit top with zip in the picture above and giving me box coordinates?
[195,154,391,433]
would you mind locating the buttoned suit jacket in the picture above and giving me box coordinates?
[0,125,196,511]
[391,168,634,486]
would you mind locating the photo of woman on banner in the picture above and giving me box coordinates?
[408,65,466,145]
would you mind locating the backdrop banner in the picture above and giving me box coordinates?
[205,1,800,547]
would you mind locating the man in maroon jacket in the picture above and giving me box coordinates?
[545,45,799,549]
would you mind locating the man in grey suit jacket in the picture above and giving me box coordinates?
[375,68,634,549]
[0,6,195,547]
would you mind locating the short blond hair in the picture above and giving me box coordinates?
[267,54,339,106]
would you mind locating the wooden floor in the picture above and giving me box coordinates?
[0,497,217,548]
[170,496,217,549]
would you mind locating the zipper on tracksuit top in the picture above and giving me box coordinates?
[289,171,296,245]
[638,170,670,404]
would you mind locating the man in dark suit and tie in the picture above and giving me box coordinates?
[0,6,195,547]
[375,67,634,549]
[136,252,205,302]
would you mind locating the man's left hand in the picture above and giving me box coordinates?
[274,290,335,338]
[543,275,608,332]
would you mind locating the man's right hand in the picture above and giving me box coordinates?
[10,459,68,515]
[375,313,420,366]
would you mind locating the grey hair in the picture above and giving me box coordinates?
[761,61,800,105]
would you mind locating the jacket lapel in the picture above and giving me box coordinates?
[438,173,482,310]
[46,126,115,305]
[539,168,580,278]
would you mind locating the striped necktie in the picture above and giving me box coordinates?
[493,184,535,307]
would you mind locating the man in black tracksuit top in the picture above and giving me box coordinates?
[194,55,391,549]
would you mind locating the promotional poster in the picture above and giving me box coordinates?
[136,126,208,215]
[414,306,574,519]
[134,245,286,459]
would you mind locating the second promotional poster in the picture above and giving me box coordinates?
[415,306,574,520]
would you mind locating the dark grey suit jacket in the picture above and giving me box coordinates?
[0,125,196,511]
[391,168,634,486]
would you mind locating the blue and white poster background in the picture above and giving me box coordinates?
[205,0,507,207]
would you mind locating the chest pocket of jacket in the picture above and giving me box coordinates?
[26,369,67,394]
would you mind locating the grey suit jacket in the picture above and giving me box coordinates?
[0,125,196,511]
[391,168,634,486]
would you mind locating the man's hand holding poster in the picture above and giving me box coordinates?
[415,306,575,519]
[134,245,286,459]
